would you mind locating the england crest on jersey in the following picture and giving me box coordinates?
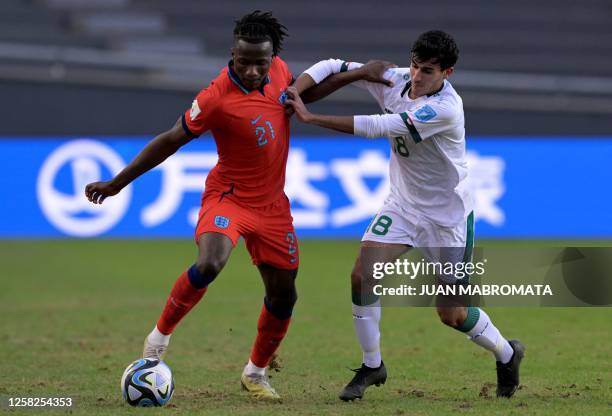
[214,215,230,229]
[278,90,288,105]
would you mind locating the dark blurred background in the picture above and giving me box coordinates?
[1,0,611,136]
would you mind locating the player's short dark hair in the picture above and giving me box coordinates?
[411,30,459,70]
[233,10,288,56]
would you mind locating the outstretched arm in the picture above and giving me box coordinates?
[286,86,355,134]
[293,60,396,104]
[286,86,411,138]
[85,117,193,204]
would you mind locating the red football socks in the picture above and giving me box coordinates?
[156,270,207,335]
[249,303,291,368]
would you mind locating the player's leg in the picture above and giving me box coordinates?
[435,301,524,397]
[429,213,524,397]
[437,304,524,396]
[340,204,413,401]
[240,198,298,400]
[240,264,297,400]
[248,265,297,373]
[353,241,410,364]
[436,303,515,366]
[338,241,409,401]
[144,232,234,359]
[144,195,243,359]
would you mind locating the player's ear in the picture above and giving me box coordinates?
[444,67,454,79]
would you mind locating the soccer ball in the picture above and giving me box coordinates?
[120,358,174,407]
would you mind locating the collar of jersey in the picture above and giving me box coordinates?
[227,61,270,95]
[401,79,446,99]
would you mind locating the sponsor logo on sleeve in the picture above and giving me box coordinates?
[414,105,437,122]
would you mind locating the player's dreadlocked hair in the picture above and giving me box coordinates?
[411,30,459,70]
[233,10,288,56]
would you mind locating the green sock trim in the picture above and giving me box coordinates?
[462,211,475,264]
[351,291,380,306]
[457,306,480,332]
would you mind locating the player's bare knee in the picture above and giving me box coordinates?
[350,268,364,292]
[287,288,298,307]
[289,290,298,307]
[439,314,461,328]
[194,258,225,279]
[265,293,296,320]
[269,288,298,309]
[437,308,462,328]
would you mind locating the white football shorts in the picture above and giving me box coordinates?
[362,197,474,266]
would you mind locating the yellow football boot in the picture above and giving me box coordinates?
[240,372,281,401]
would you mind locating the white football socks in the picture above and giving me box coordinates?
[465,308,514,364]
[352,301,382,368]
[244,359,266,376]
[148,326,171,346]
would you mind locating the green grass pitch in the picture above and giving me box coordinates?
[1,240,610,415]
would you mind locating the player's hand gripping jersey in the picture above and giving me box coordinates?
[183,57,293,207]
[306,60,473,227]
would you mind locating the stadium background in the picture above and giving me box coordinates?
[1,1,610,415]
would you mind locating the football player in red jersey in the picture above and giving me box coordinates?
[85,10,393,400]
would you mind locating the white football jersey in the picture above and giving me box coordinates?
[347,63,474,227]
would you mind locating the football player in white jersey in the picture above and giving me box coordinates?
[288,30,524,401]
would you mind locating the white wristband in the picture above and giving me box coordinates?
[303,59,346,84]
[354,115,378,138]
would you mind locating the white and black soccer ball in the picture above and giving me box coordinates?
[120,358,174,407]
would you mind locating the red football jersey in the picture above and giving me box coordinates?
[182,57,293,207]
